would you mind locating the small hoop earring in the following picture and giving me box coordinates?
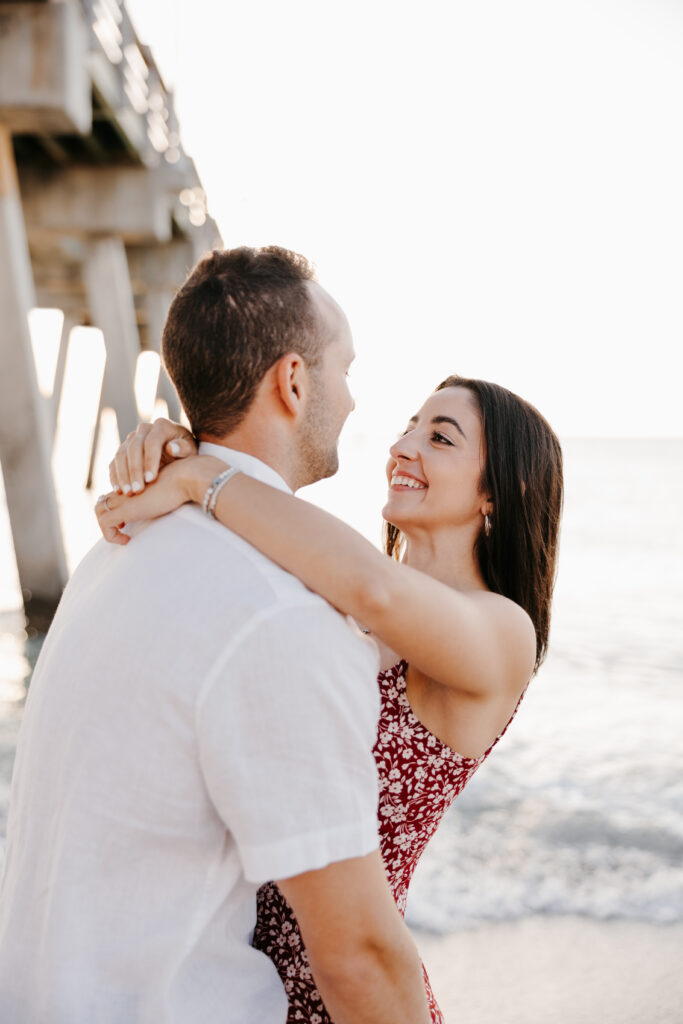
[484,513,492,537]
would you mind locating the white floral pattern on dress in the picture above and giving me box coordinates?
[252,660,526,1023]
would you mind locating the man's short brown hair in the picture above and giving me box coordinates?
[162,246,321,436]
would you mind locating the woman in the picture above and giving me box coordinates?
[97,375,563,1023]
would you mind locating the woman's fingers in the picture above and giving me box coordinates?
[105,528,130,546]
[117,419,196,495]
[108,419,191,495]
[95,459,196,543]
[109,424,151,494]
[125,423,156,494]
[132,417,189,485]
[95,492,130,545]
[109,449,126,494]
[165,436,197,460]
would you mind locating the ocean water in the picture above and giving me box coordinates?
[1,436,682,931]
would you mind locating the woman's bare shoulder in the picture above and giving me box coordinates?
[467,589,537,691]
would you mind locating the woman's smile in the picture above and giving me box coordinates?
[390,471,427,491]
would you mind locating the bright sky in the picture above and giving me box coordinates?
[126,0,682,438]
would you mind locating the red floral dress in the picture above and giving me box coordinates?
[252,660,525,1023]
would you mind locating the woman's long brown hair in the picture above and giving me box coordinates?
[385,375,564,674]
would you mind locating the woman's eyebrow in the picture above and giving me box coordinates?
[432,415,467,439]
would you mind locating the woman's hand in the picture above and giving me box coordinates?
[109,418,197,495]
[96,455,224,544]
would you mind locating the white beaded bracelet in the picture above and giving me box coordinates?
[202,467,241,519]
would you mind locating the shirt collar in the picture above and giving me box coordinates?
[197,442,292,495]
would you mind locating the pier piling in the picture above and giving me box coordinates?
[0,0,222,628]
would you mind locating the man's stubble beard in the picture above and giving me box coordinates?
[296,377,341,488]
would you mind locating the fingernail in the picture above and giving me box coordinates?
[144,471,155,483]
[168,442,180,456]
[131,481,143,493]
[122,484,131,495]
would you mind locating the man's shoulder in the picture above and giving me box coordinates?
[127,505,318,597]
[70,509,374,666]
[180,507,339,605]
[121,505,360,630]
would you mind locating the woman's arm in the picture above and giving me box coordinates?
[97,456,536,700]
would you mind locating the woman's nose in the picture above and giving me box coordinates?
[389,433,418,461]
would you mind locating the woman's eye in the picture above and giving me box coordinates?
[432,431,453,445]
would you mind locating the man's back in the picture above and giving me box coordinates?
[0,503,380,1023]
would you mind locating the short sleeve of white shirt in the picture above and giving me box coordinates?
[196,602,381,884]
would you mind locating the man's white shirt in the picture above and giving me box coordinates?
[0,446,380,1023]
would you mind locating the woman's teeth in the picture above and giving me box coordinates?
[392,475,426,489]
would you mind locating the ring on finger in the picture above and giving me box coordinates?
[97,494,112,512]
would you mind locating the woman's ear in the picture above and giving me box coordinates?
[274,352,308,417]
[480,497,494,518]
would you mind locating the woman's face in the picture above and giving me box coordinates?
[383,386,490,538]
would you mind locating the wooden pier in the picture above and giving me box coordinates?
[0,0,222,629]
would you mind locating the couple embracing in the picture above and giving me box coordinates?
[0,246,563,1023]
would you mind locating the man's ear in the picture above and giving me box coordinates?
[274,352,308,417]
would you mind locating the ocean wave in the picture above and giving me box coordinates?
[406,755,683,931]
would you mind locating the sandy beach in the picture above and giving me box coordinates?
[412,916,683,1024]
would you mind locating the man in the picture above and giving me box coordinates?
[0,247,431,1023]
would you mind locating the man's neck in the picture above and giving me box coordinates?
[198,430,298,491]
